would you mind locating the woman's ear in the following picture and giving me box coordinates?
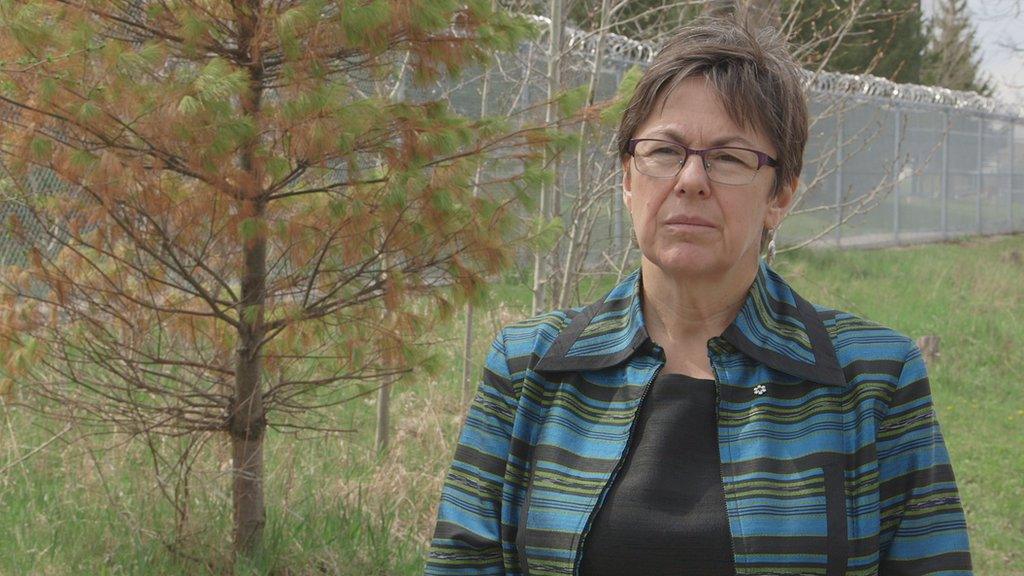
[765,177,796,230]
[622,157,633,209]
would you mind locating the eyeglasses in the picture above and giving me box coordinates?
[627,138,778,186]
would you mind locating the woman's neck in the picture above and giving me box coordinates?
[639,257,757,349]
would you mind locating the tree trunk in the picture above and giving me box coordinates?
[461,304,476,403]
[462,22,493,402]
[532,0,564,316]
[230,417,265,554]
[375,368,392,455]
[556,0,609,309]
[232,199,267,555]
[231,1,266,557]
[376,304,395,456]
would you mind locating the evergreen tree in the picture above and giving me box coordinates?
[784,0,928,83]
[921,0,994,96]
[557,0,928,83]
[0,0,549,560]
[563,0,702,41]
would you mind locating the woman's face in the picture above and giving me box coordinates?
[623,76,794,280]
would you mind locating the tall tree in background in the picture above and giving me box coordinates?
[566,0,702,40]
[0,0,546,560]
[784,0,928,82]
[921,0,994,95]
[560,0,927,79]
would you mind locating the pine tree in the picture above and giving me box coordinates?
[784,0,928,83]
[921,0,994,95]
[0,0,550,559]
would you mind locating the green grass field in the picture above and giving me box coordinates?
[1,234,1021,575]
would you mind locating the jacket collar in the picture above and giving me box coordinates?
[533,258,846,386]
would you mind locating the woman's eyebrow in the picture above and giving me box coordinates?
[647,128,756,148]
[708,135,756,148]
[646,128,687,142]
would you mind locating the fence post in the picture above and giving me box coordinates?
[1010,121,1016,233]
[835,107,844,247]
[893,107,902,244]
[613,181,623,254]
[942,111,949,240]
[976,116,984,235]
[612,69,623,254]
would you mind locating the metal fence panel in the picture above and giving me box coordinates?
[4,17,1024,270]
[1015,125,1024,232]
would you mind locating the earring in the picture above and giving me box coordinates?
[766,227,777,263]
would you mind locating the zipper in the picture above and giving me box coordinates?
[708,341,738,573]
[571,346,664,576]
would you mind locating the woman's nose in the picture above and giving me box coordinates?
[673,153,710,195]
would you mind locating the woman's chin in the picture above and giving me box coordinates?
[644,242,761,279]
[645,249,725,278]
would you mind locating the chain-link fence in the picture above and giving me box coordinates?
[794,80,1023,249]
[446,15,1024,265]
[3,15,1022,269]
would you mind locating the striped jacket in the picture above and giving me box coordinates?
[425,258,973,575]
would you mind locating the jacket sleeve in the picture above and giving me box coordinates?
[424,329,517,575]
[877,341,973,575]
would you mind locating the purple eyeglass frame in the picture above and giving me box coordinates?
[626,138,778,178]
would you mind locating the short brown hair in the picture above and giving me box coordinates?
[616,17,808,199]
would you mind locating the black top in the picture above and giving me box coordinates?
[578,372,736,576]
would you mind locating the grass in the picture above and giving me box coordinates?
[774,234,1024,575]
[1,234,1022,575]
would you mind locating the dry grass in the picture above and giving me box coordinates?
[2,236,1022,574]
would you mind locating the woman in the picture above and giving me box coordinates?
[425,18,973,576]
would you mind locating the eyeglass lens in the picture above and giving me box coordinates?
[632,140,760,185]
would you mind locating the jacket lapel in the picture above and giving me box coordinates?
[534,258,846,387]
[723,258,846,386]
[532,267,649,373]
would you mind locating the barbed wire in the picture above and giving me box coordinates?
[524,15,657,65]
[525,13,1024,119]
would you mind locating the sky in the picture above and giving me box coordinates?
[922,0,1024,106]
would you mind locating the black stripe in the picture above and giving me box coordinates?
[823,461,849,576]
[881,551,973,574]
[728,451,851,476]
[879,463,959,503]
[452,444,508,478]
[431,520,501,548]
[841,358,905,383]
[516,473,534,575]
